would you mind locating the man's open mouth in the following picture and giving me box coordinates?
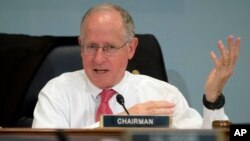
[93,69,109,74]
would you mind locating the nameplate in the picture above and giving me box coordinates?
[100,115,170,128]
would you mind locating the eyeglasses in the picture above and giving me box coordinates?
[82,40,129,56]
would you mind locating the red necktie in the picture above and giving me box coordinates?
[95,89,116,122]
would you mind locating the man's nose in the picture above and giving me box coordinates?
[93,48,106,64]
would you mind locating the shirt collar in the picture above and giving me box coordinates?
[112,71,129,96]
[84,70,129,99]
[84,71,102,100]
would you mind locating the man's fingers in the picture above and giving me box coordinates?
[145,101,175,109]
[218,40,230,67]
[145,101,175,115]
[235,37,241,57]
[148,107,175,115]
[210,51,220,69]
[229,37,241,68]
[129,101,176,115]
[228,35,234,52]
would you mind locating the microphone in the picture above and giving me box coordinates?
[116,94,130,115]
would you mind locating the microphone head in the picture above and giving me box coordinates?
[116,94,125,105]
[116,94,130,115]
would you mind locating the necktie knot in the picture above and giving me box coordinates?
[100,89,116,103]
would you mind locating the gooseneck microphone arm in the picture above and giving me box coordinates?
[116,94,130,115]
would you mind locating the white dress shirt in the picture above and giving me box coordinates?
[32,70,228,128]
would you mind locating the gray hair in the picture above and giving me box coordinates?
[80,3,135,41]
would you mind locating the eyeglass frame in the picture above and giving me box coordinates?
[80,40,130,56]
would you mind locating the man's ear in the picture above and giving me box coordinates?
[128,37,138,59]
[78,36,84,58]
[78,36,82,46]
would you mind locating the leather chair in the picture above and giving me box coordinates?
[17,34,168,127]
[17,46,82,127]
